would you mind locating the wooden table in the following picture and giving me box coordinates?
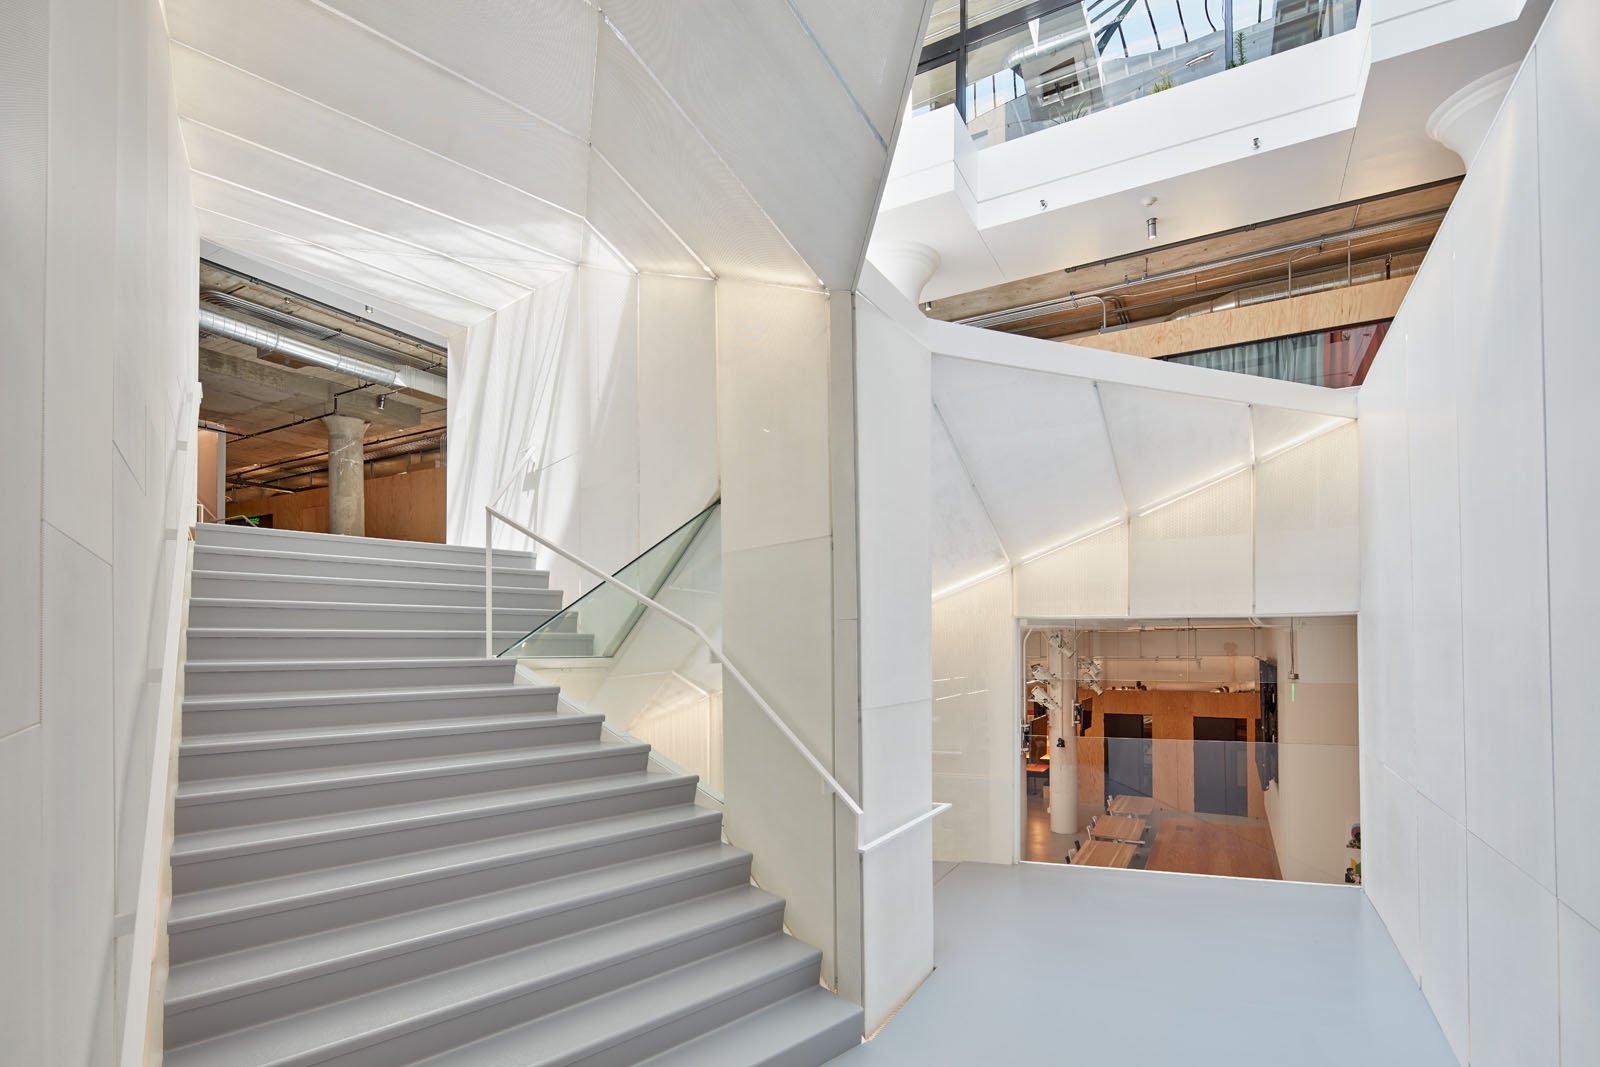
[1108,794,1158,816]
[1090,815,1147,843]
[1072,840,1136,868]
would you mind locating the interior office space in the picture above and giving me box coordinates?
[3,0,1597,1065]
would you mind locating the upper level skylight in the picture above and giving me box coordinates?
[914,0,1361,145]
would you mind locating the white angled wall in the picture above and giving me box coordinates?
[446,267,719,595]
[0,0,199,1061]
[1358,1,1597,1062]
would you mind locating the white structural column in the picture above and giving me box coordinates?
[323,414,368,537]
[1426,63,1519,168]
[870,242,942,305]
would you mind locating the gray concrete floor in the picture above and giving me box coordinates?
[833,862,1456,1066]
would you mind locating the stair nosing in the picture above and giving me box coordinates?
[191,569,563,595]
[179,712,599,756]
[182,683,557,712]
[169,772,700,866]
[195,543,548,576]
[175,741,652,807]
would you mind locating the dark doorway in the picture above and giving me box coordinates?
[1193,717,1249,817]
[1104,713,1153,800]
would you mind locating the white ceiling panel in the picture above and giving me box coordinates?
[196,209,496,328]
[193,175,534,310]
[585,150,709,278]
[601,0,890,289]
[1251,406,1352,459]
[183,122,570,291]
[314,0,598,138]
[931,408,1009,593]
[171,47,587,263]
[167,0,590,213]
[588,27,816,287]
[1097,382,1253,512]
[791,0,931,145]
[932,356,1124,561]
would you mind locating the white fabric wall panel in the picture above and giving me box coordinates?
[931,356,1123,561]
[932,573,1015,865]
[1251,405,1347,457]
[1013,523,1130,618]
[168,0,591,214]
[169,48,587,265]
[585,151,707,278]
[588,29,816,287]
[1254,422,1359,615]
[1129,469,1254,617]
[1358,3,1598,1057]
[1451,68,1555,892]
[1098,383,1252,512]
[636,277,719,546]
[316,0,599,137]
[791,0,929,143]
[600,0,888,290]
[929,409,1007,594]
[1533,0,1600,936]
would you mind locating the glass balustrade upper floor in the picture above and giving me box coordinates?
[914,0,1361,146]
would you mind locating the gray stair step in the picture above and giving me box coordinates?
[411,934,824,1067]
[171,771,701,893]
[190,570,564,610]
[164,888,790,1067]
[178,711,602,779]
[194,524,539,569]
[186,597,558,633]
[641,987,863,1067]
[165,843,754,1045]
[169,807,730,960]
[195,543,551,588]
[186,628,537,662]
[183,657,518,697]
[181,682,557,734]
[174,740,653,833]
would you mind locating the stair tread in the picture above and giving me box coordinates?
[192,569,559,595]
[164,889,789,1067]
[641,987,863,1067]
[180,712,592,756]
[416,934,822,1067]
[170,771,698,866]
[192,525,537,564]
[195,542,548,578]
[187,627,535,638]
[167,841,750,1007]
[188,597,555,614]
[169,805,724,934]
[183,682,554,712]
[184,656,514,673]
[175,739,649,805]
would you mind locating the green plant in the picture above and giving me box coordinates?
[1147,69,1175,94]
[1227,30,1247,68]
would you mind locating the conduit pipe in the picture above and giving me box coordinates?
[198,306,449,399]
[1162,254,1422,322]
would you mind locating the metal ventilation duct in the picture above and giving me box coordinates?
[197,306,449,399]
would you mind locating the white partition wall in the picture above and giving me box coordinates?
[0,0,199,1060]
[1358,1,1598,1062]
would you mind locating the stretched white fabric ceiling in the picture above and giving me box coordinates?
[167,0,929,333]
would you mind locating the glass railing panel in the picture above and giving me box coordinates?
[511,505,726,796]
[922,0,1362,146]
[1024,735,1359,883]
[500,502,717,659]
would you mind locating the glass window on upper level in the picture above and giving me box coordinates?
[916,0,1361,145]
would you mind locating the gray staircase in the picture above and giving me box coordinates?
[167,524,861,1066]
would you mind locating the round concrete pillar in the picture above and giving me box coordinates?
[1426,63,1518,169]
[322,414,368,537]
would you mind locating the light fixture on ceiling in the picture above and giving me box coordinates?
[1143,195,1159,241]
[376,393,387,410]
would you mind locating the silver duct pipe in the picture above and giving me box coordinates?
[1162,254,1422,322]
[197,306,449,399]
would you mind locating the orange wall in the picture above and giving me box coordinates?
[1075,688,1266,818]
[225,465,446,543]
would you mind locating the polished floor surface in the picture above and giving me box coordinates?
[833,862,1455,1067]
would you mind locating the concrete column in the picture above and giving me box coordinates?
[868,242,941,306]
[322,414,368,537]
[1426,63,1518,169]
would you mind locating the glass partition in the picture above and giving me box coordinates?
[508,504,726,796]
[1024,734,1359,884]
[1164,319,1389,388]
[915,0,1362,145]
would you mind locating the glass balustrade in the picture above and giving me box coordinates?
[502,503,726,796]
[913,0,1362,145]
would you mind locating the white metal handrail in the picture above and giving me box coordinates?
[484,506,865,820]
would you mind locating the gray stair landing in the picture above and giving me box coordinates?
[168,524,861,1066]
